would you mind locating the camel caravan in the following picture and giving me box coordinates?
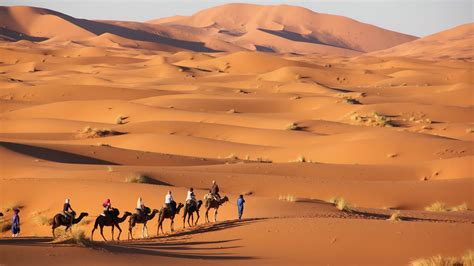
[48,181,240,241]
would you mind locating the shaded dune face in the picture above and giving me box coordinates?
[371,23,474,61]
[0,4,416,55]
[0,4,472,266]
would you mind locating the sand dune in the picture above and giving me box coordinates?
[0,3,472,266]
[0,4,416,55]
[151,3,417,54]
[371,23,474,61]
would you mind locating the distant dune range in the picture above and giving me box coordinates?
[0,3,473,266]
[1,4,418,55]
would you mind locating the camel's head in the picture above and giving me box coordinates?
[222,196,229,202]
[197,200,203,208]
[124,211,132,216]
[0,212,3,217]
[152,209,159,214]
[80,212,89,217]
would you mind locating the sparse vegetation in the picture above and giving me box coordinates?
[350,112,394,127]
[286,122,303,131]
[328,197,352,211]
[388,211,401,221]
[115,115,127,124]
[411,250,474,266]
[425,201,449,212]
[1,202,22,214]
[125,173,152,183]
[32,214,51,226]
[53,229,90,247]
[289,155,306,163]
[77,126,119,139]
[343,97,361,105]
[450,203,468,212]
[425,202,469,212]
[278,195,296,202]
[1,220,12,233]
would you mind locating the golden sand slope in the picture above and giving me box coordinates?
[372,23,474,61]
[0,4,416,55]
[0,36,472,265]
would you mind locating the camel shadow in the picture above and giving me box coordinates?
[99,218,264,260]
[0,237,53,247]
[0,141,118,165]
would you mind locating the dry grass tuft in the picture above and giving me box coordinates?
[115,115,127,124]
[328,197,352,211]
[425,202,469,212]
[450,203,468,212]
[351,112,394,127]
[388,211,402,221]
[343,97,361,105]
[33,214,51,226]
[77,126,119,139]
[53,229,91,247]
[411,250,473,266]
[278,195,296,202]
[286,122,303,131]
[425,201,448,212]
[124,173,152,184]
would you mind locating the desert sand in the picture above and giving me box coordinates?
[0,4,473,266]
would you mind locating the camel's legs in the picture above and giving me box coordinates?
[171,219,174,232]
[205,208,210,223]
[100,224,107,241]
[214,209,218,222]
[128,223,134,240]
[116,224,122,241]
[111,225,114,241]
[195,212,200,225]
[183,212,186,229]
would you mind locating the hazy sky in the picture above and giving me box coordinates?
[2,0,472,37]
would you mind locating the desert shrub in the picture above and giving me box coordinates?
[53,229,90,247]
[343,97,361,105]
[289,156,306,163]
[115,115,127,124]
[33,215,51,226]
[125,173,152,183]
[425,202,468,212]
[1,221,12,233]
[278,195,296,202]
[388,211,401,221]
[411,250,473,266]
[372,112,394,127]
[425,201,449,212]
[328,197,351,211]
[451,203,468,212]
[77,126,118,138]
[286,122,303,131]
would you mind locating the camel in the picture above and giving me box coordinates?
[51,212,88,238]
[157,202,184,235]
[183,200,203,228]
[205,196,229,223]
[91,208,132,241]
[127,208,159,240]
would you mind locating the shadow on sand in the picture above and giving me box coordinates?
[99,218,265,260]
